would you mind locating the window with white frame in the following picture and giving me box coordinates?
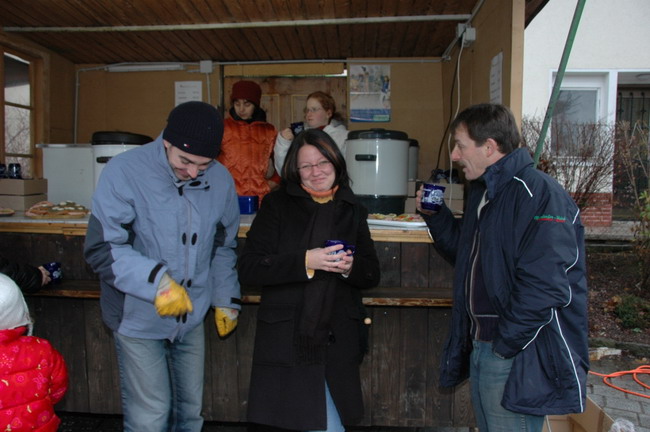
[2,50,35,178]
[551,88,599,155]
[550,73,613,158]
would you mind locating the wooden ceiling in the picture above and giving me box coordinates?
[0,0,548,64]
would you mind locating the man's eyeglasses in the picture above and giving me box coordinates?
[298,160,333,172]
[303,107,324,114]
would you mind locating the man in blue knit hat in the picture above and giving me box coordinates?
[85,101,241,432]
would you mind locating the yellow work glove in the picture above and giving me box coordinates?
[215,307,239,337]
[154,273,193,317]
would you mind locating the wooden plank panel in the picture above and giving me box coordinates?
[426,307,455,425]
[429,246,455,290]
[453,379,475,427]
[374,241,400,288]
[265,27,292,61]
[203,314,217,419]
[0,232,33,264]
[0,232,96,280]
[236,304,258,420]
[398,307,428,425]
[369,307,401,425]
[364,23,381,58]
[401,242,430,289]
[205,309,241,421]
[84,300,121,413]
[358,306,375,426]
[29,297,90,412]
[205,30,245,60]
[280,27,307,60]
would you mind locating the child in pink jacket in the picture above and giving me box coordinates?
[0,273,68,431]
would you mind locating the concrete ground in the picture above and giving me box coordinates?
[587,354,650,432]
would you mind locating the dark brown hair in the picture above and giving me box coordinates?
[450,103,521,154]
[281,128,350,188]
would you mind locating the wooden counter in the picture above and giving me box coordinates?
[0,212,433,242]
[3,214,473,428]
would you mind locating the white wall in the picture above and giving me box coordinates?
[523,0,650,118]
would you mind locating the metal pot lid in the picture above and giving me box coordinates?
[347,128,408,141]
[91,131,153,145]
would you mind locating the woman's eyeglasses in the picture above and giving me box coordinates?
[303,107,324,114]
[298,160,332,172]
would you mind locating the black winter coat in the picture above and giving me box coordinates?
[239,182,380,430]
[0,256,42,293]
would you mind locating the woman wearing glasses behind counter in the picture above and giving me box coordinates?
[241,128,379,432]
[273,91,349,174]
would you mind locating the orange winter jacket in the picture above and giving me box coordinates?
[218,117,277,202]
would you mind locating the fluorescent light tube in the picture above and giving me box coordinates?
[107,63,185,72]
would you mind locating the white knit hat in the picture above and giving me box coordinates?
[0,272,33,334]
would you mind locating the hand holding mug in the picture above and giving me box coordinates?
[307,242,354,274]
[417,183,446,215]
[41,262,62,284]
[280,128,294,141]
[37,266,52,286]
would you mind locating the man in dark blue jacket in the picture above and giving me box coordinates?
[417,104,589,431]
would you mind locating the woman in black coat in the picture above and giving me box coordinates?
[240,129,380,431]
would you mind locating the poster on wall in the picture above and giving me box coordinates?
[349,64,391,122]
[175,81,203,106]
[489,52,503,104]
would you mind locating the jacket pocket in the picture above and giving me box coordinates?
[252,304,297,366]
[502,323,574,415]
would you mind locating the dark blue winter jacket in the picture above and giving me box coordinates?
[423,148,589,416]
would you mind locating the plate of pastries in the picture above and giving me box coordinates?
[25,200,89,219]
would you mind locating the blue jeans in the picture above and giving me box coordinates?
[306,382,344,432]
[470,341,544,432]
[114,323,205,432]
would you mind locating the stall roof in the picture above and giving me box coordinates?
[0,0,548,64]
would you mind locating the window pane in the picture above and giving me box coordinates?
[5,105,31,154]
[4,53,31,105]
[552,89,598,155]
[555,89,598,124]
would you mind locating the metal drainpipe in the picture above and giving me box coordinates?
[533,0,587,167]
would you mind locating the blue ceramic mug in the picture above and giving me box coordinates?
[42,262,63,284]
[421,183,446,212]
[238,195,259,214]
[324,240,355,261]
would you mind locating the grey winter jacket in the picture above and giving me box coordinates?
[84,135,241,341]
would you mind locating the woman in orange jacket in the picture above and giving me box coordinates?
[218,81,279,202]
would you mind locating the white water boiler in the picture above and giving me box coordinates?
[345,128,410,214]
[92,131,152,186]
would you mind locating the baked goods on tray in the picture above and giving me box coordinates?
[368,213,423,222]
[0,207,15,216]
[25,200,89,219]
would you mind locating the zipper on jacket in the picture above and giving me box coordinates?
[465,230,481,338]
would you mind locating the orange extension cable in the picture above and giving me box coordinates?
[589,365,650,399]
